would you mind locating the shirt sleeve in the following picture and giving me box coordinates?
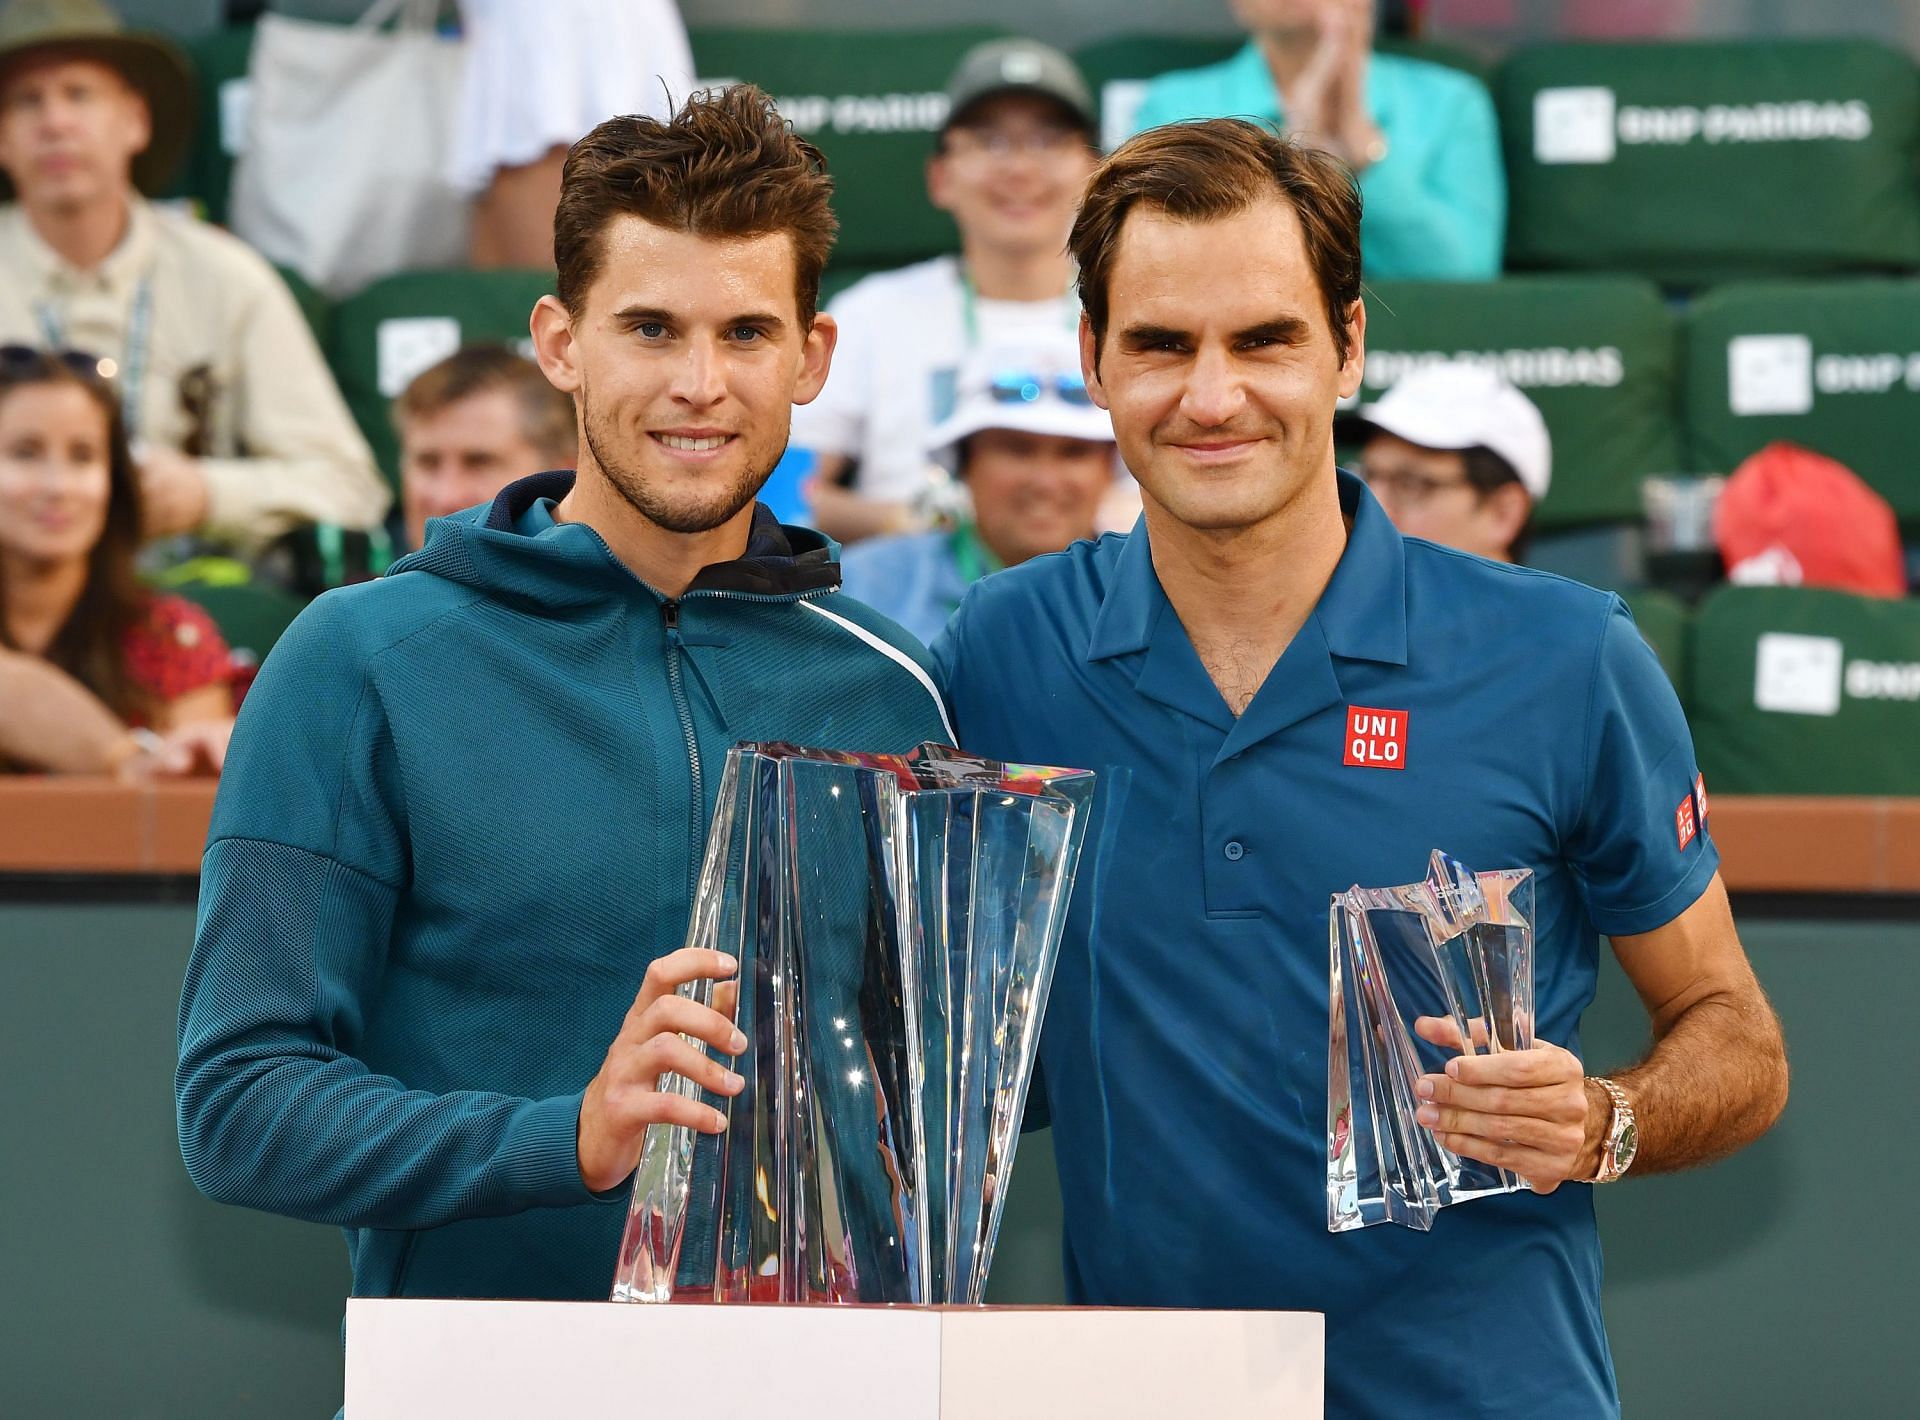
[196,259,392,545]
[1564,597,1720,938]
[175,595,600,1230]
[122,595,233,708]
[1360,70,1506,279]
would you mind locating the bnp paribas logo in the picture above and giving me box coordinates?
[1533,86,1874,165]
[1755,633,1920,715]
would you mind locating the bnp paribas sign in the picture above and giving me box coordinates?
[1533,87,1874,164]
[1726,336,1920,416]
[1754,632,1920,715]
[698,78,950,136]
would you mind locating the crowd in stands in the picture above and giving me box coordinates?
[2,0,1916,791]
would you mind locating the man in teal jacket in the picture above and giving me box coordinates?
[175,86,951,1304]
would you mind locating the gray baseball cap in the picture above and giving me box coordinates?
[943,38,1097,136]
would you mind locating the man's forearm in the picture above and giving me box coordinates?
[1586,984,1789,1178]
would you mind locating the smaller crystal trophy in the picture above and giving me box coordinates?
[1328,850,1536,1232]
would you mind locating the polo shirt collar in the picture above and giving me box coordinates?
[2,195,155,294]
[1084,468,1409,669]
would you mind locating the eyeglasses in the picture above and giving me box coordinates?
[989,370,1093,407]
[0,343,119,385]
[1360,464,1476,508]
[946,125,1088,159]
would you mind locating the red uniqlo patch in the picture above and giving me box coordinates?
[1343,706,1408,770]
[1676,793,1698,851]
[1694,771,1710,823]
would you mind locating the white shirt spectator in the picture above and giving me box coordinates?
[792,254,1078,506]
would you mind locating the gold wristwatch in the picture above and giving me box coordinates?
[1587,1076,1638,1184]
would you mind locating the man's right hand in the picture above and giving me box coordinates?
[577,948,745,1194]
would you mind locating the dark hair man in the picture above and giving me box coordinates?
[933,119,1786,1418]
[394,344,577,549]
[1354,359,1549,563]
[177,86,952,1310]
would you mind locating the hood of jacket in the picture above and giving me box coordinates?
[385,469,842,613]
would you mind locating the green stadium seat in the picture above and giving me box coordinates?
[1689,585,1920,794]
[328,268,555,491]
[1069,34,1241,148]
[174,580,307,665]
[274,265,330,349]
[687,27,1008,270]
[1351,275,1682,527]
[159,25,255,226]
[1623,587,1691,699]
[1496,40,1920,283]
[1682,279,1920,529]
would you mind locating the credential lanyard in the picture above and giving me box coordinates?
[35,275,154,438]
[957,267,1079,348]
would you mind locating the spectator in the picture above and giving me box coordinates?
[794,39,1100,544]
[0,344,232,776]
[393,344,576,550]
[841,334,1117,645]
[1128,0,1504,278]
[0,0,388,555]
[1352,360,1549,562]
[455,0,694,268]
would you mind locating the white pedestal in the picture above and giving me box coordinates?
[344,1300,1324,1419]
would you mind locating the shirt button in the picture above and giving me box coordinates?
[1223,840,1245,861]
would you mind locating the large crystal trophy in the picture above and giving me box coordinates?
[1328,850,1536,1233]
[610,741,1094,1304]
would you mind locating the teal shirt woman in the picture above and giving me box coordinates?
[1129,41,1505,279]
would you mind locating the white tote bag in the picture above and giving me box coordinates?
[230,0,469,298]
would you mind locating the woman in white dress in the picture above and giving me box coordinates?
[453,0,695,267]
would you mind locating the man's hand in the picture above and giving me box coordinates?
[1412,1015,1598,1193]
[138,447,211,539]
[577,948,745,1194]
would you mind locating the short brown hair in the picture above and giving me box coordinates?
[1070,119,1364,368]
[393,345,577,467]
[554,85,838,326]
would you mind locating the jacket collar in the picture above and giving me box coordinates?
[480,469,840,596]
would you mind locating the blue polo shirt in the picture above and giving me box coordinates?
[932,473,1717,1420]
[1129,43,1506,280]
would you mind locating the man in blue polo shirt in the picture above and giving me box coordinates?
[933,119,1787,1418]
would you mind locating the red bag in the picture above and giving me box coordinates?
[1713,441,1907,599]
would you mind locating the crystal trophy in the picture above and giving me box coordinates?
[1328,850,1536,1232]
[611,741,1095,1304]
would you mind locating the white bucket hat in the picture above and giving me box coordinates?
[926,331,1116,475]
[1355,361,1553,501]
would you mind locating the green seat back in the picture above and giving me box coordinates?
[1689,585,1920,794]
[1623,587,1691,700]
[274,265,330,349]
[159,25,255,226]
[687,27,1009,269]
[1497,40,1920,283]
[175,581,307,663]
[1070,33,1241,148]
[1355,276,1682,527]
[328,269,554,491]
[1682,279,1920,528]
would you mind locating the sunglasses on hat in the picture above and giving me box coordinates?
[989,369,1093,407]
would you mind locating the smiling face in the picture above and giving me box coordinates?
[0,56,149,213]
[400,386,554,548]
[1081,195,1364,538]
[929,94,1098,260]
[0,378,113,571]
[533,214,834,536]
[964,428,1114,566]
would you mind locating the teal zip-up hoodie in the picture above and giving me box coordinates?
[176,471,952,1303]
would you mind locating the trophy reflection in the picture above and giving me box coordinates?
[1328,850,1536,1232]
[611,741,1094,1304]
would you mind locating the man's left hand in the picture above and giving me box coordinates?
[138,447,211,539]
[1412,1016,1597,1193]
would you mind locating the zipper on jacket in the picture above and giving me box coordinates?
[660,598,706,906]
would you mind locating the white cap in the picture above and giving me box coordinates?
[926,332,1116,475]
[1356,362,1553,501]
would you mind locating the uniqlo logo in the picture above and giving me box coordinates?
[1694,772,1710,824]
[1676,793,1698,851]
[1343,706,1408,770]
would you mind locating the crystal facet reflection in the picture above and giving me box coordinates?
[1328,850,1536,1233]
[611,742,1094,1304]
